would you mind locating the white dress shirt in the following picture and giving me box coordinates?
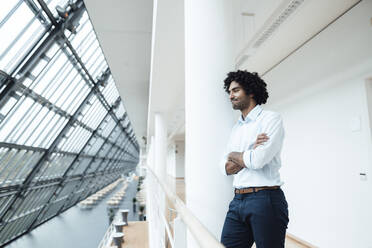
[220,105,284,188]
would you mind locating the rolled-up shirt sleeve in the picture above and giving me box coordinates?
[243,114,284,170]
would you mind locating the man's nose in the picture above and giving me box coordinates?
[229,92,234,100]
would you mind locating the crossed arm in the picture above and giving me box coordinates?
[225,152,245,175]
[225,133,269,175]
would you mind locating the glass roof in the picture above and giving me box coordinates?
[0,0,139,246]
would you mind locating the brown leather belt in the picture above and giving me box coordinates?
[235,186,280,194]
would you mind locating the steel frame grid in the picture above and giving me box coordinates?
[24,101,123,230]
[56,126,136,213]
[2,81,133,153]
[0,0,139,245]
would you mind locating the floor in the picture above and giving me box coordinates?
[252,237,310,248]
[119,221,149,248]
[284,237,312,248]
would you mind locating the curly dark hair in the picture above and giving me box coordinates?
[223,70,269,105]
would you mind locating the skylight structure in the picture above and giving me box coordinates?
[0,0,139,245]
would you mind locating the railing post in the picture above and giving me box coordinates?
[152,113,167,248]
[112,232,124,248]
[119,209,129,225]
[113,221,126,232]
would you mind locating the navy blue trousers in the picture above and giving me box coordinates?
[221,188,289,248]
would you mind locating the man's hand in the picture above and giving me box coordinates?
[225,160,244,175]
[253,133,269,149]
[226,152,245,175]
[228,152,245,167]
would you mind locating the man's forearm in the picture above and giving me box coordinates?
[225,160,244,175]
[227,152,245,168]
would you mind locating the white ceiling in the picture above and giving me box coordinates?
[232,0,361,105]
[234,0,360,73]
[264,0,372,106]
[83,0,153,148]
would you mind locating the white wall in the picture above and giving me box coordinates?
[263,1,372,247]
[272,73,372,248]
[364,79,372,142]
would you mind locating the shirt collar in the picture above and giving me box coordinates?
[238,105,263,124]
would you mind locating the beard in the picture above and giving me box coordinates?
[232,100,249,110]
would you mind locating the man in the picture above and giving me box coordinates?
[220,70,289,248]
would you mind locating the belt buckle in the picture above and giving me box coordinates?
[235,188,242,194]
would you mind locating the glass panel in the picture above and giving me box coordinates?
[85,158,102,173]
[30,49,69,94]
[0,2,47,73]
[57,125,91,153]
[0,96,17,117]
[101,76,121,107]
[91,58,107,80]
[0,2,34,56]
[85,137,105,156]
[108,126,121,143]
[114,102,126,121]
[0,96,68,148]
[0,148,44,187]
[30,58,48,77]
[68,12,109,79]
[64,81,90,114]
[29,50,91,114]
[34,153,75,181]
[0,1,21,23]
[0,195,14,217]
[67,157,91,176]
[14,151,43,182]
[69,12,89,47]
[100,117,116,138]
[79,98,107,130]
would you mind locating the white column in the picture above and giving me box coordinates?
[146,137,156,248]
[185,0,236,247]
[175,140,185,178]
[154,113,167,180]
[153,113,167,247]
[147,132,166,248]
[150,136,155,169]
[167,141,177,178]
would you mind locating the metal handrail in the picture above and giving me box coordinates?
[146,165,225,248]
[162,209,175,248]
[97,210,121,248]
[97,223,114,248]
